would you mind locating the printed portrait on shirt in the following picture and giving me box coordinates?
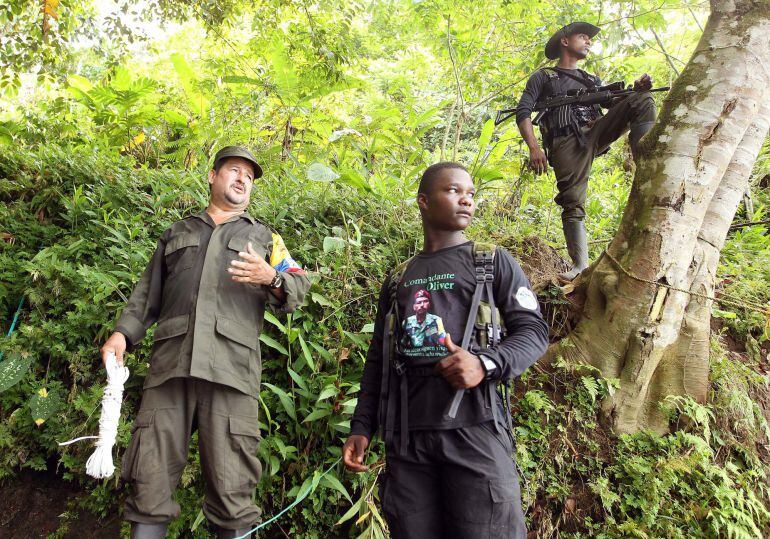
[400,289,447,353]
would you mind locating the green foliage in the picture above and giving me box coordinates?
[1,0,769,537]
[512,356,770,539]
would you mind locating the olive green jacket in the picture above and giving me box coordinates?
[115,210,311,397]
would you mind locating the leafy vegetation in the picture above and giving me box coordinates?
[1,0,769,537]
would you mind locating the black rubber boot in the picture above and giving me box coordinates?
[559,219,589,280]
[130,522,168,539]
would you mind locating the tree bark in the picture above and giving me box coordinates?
[565,0,770,434]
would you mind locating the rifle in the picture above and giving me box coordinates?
[494,82,670,127]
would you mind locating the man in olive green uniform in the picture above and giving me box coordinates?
[100,146,311,539]
[515,22,657,279]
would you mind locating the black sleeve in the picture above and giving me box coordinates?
[114,234,167,348]
[483,249,549,379]
[515,71,547,125]
[349,277,391,441]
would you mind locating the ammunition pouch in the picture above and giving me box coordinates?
[475,301,506,350]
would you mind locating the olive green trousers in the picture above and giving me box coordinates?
[122,377,262,530]
[550,91,657,223]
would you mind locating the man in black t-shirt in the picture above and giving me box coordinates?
[515,21,657,279]
[342,162,549,538]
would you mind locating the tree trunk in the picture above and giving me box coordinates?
[566,0,770,434]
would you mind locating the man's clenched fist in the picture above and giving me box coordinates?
[101,331,127,367]
[434,334,485,389]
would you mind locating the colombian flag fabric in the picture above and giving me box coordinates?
[269,233,306,274]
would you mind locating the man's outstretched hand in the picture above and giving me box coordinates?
[342,435,370,472]
[434,334,485,389]
[228,242,277,285]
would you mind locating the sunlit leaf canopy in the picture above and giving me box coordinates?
[5,2,770,538]
[2,0,705,186]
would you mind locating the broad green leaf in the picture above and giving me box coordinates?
[191,509,206,531]
[269,37,299,100]
[260,334,288,355]
[317,385,338,401]
[28,387,61,426]
[262,383,296,420]
[308,162,340,183]
[310,292,334,307]
[170,53,210,116]
[478,118,495,151]
[287,367,308,392]
[68,74,93,92]
[321,473,352,503]
[339,168,373,194]
[323,236,346,253]
[303,407,331,422]
[264,311,287,334]
[309,342,334,362]
[336,499,363,525]
[297,334,316,372]
[408,106,441,128]
[343,330,368,349]
[0,354,33,393]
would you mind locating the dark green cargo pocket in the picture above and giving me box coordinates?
[150,314,189,373]
[227,236,266,259]
[215,315,259,380]
[121,409,160,483]
[224,415,262,492]
[153,314,189,341]
[215,315,258,350]
[165,232,199,274]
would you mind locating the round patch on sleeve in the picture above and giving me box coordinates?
[515,287,538,310]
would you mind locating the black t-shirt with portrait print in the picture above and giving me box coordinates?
[350,241,550,436]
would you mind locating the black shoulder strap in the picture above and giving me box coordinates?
[387,256,414,310]
[380,255,415,451]
[553,67,596,89]
[577,68,600,86]
[445,242,498,421]
[540,67,561,98]
[541,67,559,79]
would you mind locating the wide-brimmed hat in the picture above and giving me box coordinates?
[213,146,264,179]
[544,21,600,60]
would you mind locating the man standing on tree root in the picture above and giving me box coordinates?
[342,162,549,538]
[515,21,657,280]
[100,146,310,539]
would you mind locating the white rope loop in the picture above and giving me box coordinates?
[59,352,129,479]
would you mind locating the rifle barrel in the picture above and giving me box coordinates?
[493,86,669,128]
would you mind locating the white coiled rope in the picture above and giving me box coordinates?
[58,352,130,478]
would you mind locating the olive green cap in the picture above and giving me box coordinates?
[213,146,263,179]
[545,21,600,60]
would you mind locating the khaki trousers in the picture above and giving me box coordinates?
[122,377,262,530]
